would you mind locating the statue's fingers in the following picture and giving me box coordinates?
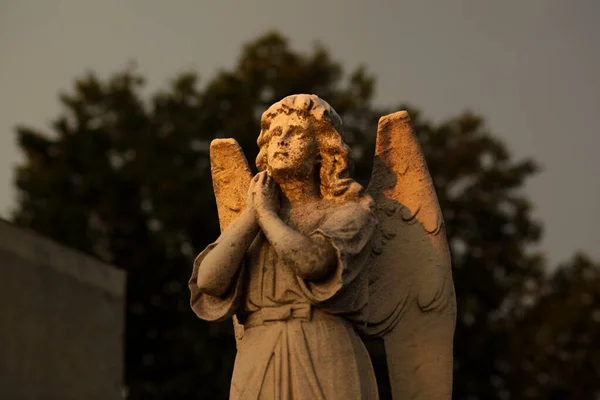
[251,174,263,196]
[269,178,279,193]
[259,171,268,185]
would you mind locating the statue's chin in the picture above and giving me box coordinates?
[267,166,292,183]
[267,164,314,185]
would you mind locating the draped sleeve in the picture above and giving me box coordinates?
[188,241,245,322]
[296,200,377,307]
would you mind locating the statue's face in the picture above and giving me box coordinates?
[266,113,317,179]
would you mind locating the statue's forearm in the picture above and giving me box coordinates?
[196,209,259,296]
[258,211,336,280]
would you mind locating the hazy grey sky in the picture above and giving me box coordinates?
[1,0,598,266]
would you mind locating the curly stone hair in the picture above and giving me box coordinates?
[256,94,371,205]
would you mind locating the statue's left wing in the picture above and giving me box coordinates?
[363,111,456,399]
[209,138,253,348]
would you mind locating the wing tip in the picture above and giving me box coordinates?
[379,110,410,125]
[211,138,240,150]
[210,138,246,166]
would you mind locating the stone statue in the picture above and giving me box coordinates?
[189,94,456,399]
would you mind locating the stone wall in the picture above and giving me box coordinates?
[0,220,126,400]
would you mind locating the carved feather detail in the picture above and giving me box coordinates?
[364,111,456,400]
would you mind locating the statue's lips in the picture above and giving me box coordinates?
[274,152,288,158]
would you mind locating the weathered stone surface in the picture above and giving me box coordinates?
[189,94,456,399]
[365,111,456,400]
[0,220,125,400]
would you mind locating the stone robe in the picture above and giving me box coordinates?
[189,200,378,399]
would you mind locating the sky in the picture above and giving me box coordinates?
[0,0,598,267]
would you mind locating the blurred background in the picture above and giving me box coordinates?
[1,0,598,399]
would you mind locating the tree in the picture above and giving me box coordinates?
[501,253,600,399]
[12,31,600,399]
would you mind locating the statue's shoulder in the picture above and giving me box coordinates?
[316,198,376,232]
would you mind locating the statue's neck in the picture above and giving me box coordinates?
[277,177,321,210]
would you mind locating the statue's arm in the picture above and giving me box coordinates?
[258,210,336,281]
[249,171,336,280]
[196,197,260,297]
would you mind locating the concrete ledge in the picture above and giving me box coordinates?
[0,219,125,297]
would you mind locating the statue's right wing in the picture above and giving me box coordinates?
[363,111,457,400]
[209,138,253,348]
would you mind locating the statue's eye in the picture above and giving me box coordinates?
[289,127,305,137]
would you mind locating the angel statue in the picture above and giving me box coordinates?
[189,94,456,399]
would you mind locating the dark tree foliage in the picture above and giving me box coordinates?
[12,32,600,399]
